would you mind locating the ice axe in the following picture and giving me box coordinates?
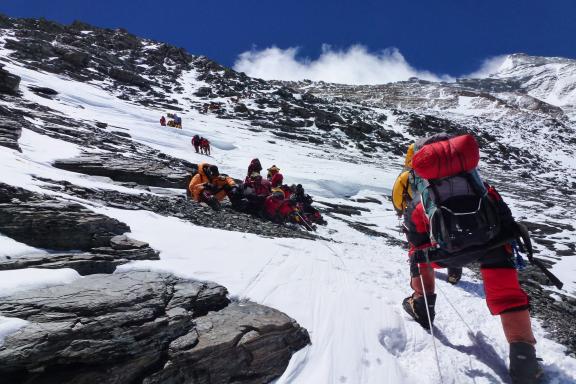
[516,223,564,290]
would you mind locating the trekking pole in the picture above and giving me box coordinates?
[296,211,316,232]
[420,251,444,384]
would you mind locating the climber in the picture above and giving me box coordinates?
[191,135,200,153]
[393,143,462,285]
[270,171,284,192]
[188,163,237,210]
[200,137,210,155]
[264,191,299,224]
[242,172,271,214]
[400,133,541,384]
[267,165,280,181]
[245,158,263,183]
[290,184,325,225]
[160,116,166,126]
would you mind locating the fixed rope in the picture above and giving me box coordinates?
[421,256,444,384]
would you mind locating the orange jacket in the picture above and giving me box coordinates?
[403,143,414,170]
[392,170,413,215]
[188,163,236,202]
[189,163,210,201]
[209,175,236,201]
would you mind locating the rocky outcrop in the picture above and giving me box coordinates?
[0,65,20,95]
[37,178,316,240]
[0,106,24,151]
[0,271,310,384]
[0,183,159,274]
[0,235,158,275]
[53,154,192,188]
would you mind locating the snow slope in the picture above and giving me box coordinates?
[1,50,575,384]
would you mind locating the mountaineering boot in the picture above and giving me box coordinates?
[509,342,543,384]
[447,267,462,285]
[402,294,437,329]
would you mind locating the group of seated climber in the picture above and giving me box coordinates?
[191,135,211,155]
[160,113,183,128]
[186,158,325,229]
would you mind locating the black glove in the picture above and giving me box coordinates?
[204,183,215,191]
[514,222,533,260]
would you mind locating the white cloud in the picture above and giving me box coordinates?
[233,45,453,85]
[464,55,509,78]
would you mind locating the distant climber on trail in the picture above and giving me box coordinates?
[191,135,200,153]
[199,137,210,155]
[393,143,462,285]
[160,116,166,126]
[397,133,544,384]
[188,163,237,210]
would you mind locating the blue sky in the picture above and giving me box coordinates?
[1,0,575,78]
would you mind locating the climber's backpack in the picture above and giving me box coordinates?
[410,134,501,254]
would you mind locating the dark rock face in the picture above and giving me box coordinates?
[144,301,310,384]
[1,17,193,109]
[0,184,129,250]
[0,183,159,274]
[53,154,192,188]
[0,198,129,250]
[0,271,310,384]
[0,234,159,275]
[0,65,20,95]
[0,106,24,151]
[28,85,58,97]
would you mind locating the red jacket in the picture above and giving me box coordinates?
[270,173,284,188]
[246,159,262,178]
[244,177,271,196]
[265,195,296,220]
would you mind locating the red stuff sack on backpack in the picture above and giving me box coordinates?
[412,134,480,179]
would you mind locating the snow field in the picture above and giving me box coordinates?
[0,53,574,383]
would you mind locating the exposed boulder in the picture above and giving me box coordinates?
[194,86,213,97]
[0,106,25,151]
[60,49,91,68]
[108,67,150,88]
[0,65,20,95]
[0,197,129,250]
[0,183,159,274]
[27,85,58,97]
[144,301,310,384]
[53,154,189,188]
[0,243,158,275]
[0,271,310,384]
